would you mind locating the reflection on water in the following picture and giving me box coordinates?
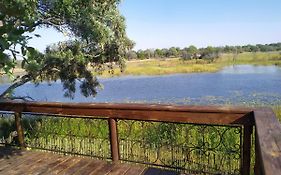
[0,65,281,105]
[220,65,281,74]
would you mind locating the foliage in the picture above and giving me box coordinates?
[125,50,138,60]
[183,45,197,59]
[199,46,220,61]
[168,47,178,57]
[126,42,281,61]
[0,0,133,100]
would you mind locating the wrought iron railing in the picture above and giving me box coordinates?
[118,120,243,174]
[22,114,111,159]
[0,102,280,175]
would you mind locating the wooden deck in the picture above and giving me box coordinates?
[0,147,183,175]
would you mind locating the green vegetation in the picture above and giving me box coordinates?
[126,43,281,60]
[102,51,281,77]
[217,51,281,66]
[102,59,221,77]
[115,42,281,77]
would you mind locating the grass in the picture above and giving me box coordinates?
[216,51,281,66]
[101,51,281,77]
[102,59,222,77]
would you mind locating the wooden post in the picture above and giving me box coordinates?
[254,128,262,175]
[242,125,253,175]
[15,112,25,149]
[108,118,120,162]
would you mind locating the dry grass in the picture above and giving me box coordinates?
[101,51,281,77]
[102,59,222,77]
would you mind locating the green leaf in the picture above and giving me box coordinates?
[13,28,25,35]
[0,38,9,49]
[21,46,26,56]
[27,47,35,53]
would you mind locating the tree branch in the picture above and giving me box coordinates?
[0,75,31,99]
[6,95,34,101]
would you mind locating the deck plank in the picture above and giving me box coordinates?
[0,151,45,174]
[89,162,116,175]
[16,152,66,175]
[74,159,106,175]
[0,147,183,175]
[124,166,147,175]
[59,158,88,175]
[32,154,76,175]
[107,163,131,175]
[11,152,53,175]
[42,156,80,175]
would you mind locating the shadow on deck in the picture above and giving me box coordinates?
[0,146,184,175]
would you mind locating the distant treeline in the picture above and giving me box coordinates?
[126,42,281,61]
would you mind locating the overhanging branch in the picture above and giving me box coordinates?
[0,75,31,99]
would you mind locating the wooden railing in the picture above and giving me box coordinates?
[0,101,280,175]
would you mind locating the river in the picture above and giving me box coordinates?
[1,65,281,105]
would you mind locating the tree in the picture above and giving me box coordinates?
[200,46,220,62]
[181,50,192,60]
[0,0,133,100]
[143,49,154,59]
[168,47,178,57]
[223,45,235,53]
[161,48,169,57]
[154,49,163,58]
[136,50,145,60]
[186,45,198,59]
[126,50,138,60]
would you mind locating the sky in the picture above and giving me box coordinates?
[29,0,281,51]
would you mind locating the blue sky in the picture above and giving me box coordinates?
[29,0,281,51]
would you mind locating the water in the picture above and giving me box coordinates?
[1,65,281,105]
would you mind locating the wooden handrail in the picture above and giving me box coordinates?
[0,101,254,125]
[254,108,281,175]
[0,101,252,113]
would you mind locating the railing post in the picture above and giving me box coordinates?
[108,118,120,162]
[254,128,262,175]
[242,124,253,175]
[15,112,25,149]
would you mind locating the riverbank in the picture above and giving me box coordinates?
[102,51,281,77]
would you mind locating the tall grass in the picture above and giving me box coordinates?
[217,52,281,66]
[101,52,281,77]
[102,59,222,77]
